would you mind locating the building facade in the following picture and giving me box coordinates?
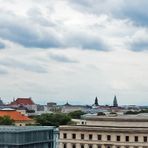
[59,115,148,148]
[0,126,58,148]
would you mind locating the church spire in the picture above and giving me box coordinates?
[94,97,99,106]
[113,95,118,107]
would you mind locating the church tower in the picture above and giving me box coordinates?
[94,97,99,106]
[113,95,118,107]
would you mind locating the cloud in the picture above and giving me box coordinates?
[49,53,78,63]
[0,1,110,51]
[0,42,5,49]
[64,32,108,51]
[131,41,148,52]
[117,0,148,26]
[0,68,8,75]
[128,29,148,51]
[0,12,61,49]
[69,0,148,26]
[0,58,48,73]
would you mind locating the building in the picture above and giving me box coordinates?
[0,108,33,126]
[9,98,37,111]
[61,102,88,113]
[59,115,148,148]
[0,126,58,148]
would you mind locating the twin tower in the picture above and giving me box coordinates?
[94,95,118,107]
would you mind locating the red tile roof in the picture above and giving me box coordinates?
[0,110,32,121]
[10,98,35,106]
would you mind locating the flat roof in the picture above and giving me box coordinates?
[60,125,148,133]
[82,115,148,122]
[0,126,55,132]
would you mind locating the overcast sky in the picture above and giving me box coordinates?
[0,0,148,105]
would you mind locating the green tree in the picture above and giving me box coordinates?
[35,113,71,127]
[68,110,85,119]
[0,116,14,125]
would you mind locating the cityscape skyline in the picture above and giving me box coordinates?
[0,95,147,106]
[0,0,148,105]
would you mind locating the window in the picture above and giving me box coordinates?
[144,136,147,142]
[63,143,67,148]
[81,134,84,139]
[98,145,101,148]
[98,135,102,140]
[88,144,93,148]
[89,134,93,140]
[72,144,76,148]
[72,134,76,139]
[107,135,111,141]
[81,144,84,148]
[116,136,120,141]
[63,133,67,139]
[125,136,129,142]
[135,136,138,142]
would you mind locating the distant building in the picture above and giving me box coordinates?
[61,102,88,113]
[16,105,27,115]
[0,126,58,148]
[9,98,37,111]
[47,102,57,107]
[0,108,33,126]
[59,115,148,148]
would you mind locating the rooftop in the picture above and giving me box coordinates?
[0,126,55,132]
[60,125,148,133]
[0,110,32,121]
[82,114,148,122]
[10,98,35,106]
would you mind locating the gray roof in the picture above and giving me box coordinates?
[82,114,148,122]
[0,126,55,132]
[60,125,148,133]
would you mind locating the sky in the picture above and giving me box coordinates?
[0,0,148,105]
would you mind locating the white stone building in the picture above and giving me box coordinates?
[59,115,148,148]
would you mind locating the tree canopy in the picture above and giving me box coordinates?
[35,113,71,127]
[0,116,14,125]
[68,110,85,119]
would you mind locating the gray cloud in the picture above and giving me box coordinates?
[65,34,108,51]
[0,42,5,49]
[131,41,148,52]
[0,0,148,53]
[0,58,48,73]
[117,1,148,26]
[0,68,8,75]
[49,53,78,63]
[69,0,148,26]
[0,13,61,49]
[0,9,108,51]
[27,8,56,27]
